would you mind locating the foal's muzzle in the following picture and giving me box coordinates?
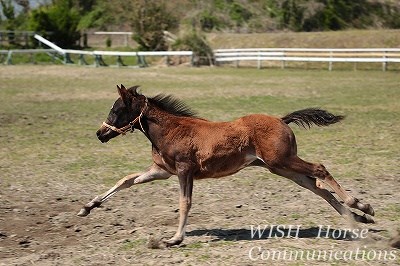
[96,125,117,143]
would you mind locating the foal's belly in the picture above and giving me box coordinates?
[195,151,257,179]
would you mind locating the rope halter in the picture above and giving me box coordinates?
[102,98,148,135]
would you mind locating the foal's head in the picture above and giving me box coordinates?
[96,85,147,143]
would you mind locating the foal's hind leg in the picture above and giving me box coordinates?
[272,169,374,223]
[283,156,374,217]
[77,164,171,217]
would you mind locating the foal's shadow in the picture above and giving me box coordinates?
[186,226,362,242]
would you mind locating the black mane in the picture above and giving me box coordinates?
[148,94,198,118]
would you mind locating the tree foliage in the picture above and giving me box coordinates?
[77,1,109,30]
[2,0,400,50]
[279,0,400,31]
[173,31,214,66]
[130,1,178,51]
[28,0,80,48]
[281,0,304,31]
[0,0,15,29]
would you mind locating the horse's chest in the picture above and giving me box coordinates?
[152,149,178,175]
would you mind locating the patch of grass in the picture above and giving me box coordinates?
[381,204,400,222]
[199,253,211,261]
[291,213,301,220]
[209,240,236,247]
[120,239,146,250]
[185,242,204,249]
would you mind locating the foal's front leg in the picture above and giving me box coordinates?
[163,168,194,247]
[77,164,171,217]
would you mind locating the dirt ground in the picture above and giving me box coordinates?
[0,165,399,265]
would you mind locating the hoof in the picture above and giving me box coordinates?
[363,214,375,224]
[77,208,90,217]
[163,237,183,247]
[356,214,375,224]
[365,204,375,216]
[390,234,400,249]
[350,211,375,224]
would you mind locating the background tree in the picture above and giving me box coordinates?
[280,0,304,31]
[29,0,80,48]
[15,0,30,13]
[0,0,16,44]
[77,0,110,30]
[2,0,400,49]
[131,1,178,51]
[173,31,214,66]
[0,0,15,30]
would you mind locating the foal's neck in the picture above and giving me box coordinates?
[142,106,181,146]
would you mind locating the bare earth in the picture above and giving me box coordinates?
[1,163,399,265]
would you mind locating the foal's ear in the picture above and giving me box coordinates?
[117,84,130,106]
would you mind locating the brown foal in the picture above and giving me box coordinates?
[78,85,375,247]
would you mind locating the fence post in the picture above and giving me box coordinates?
[23,33,27,47]
[94,55,107,67]
[94,55,100,67]
[328,51,333,71]
[64,53,73,64]
[116,55,125,67]
[6,50,13,65]
[78,54,89,65]
[382,52,387,71]
[137,54,148,67]
[30,52,35,64]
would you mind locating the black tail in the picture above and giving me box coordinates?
[281,108,345,129]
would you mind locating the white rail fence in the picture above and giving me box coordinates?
[63,49,194,67]
[0,49,58,65]
[2,35,400,71]
[215,48,400,71]
[15,34,194,67]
